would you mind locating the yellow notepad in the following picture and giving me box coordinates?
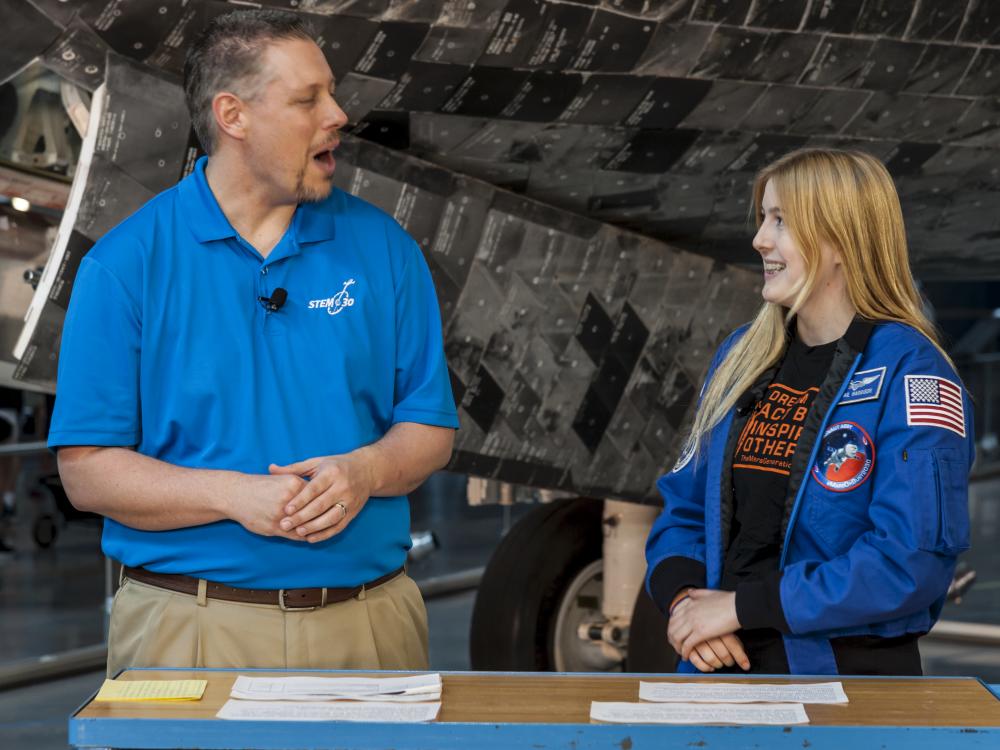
[94,679,208,702]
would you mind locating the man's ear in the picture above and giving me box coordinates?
[212,92,247,143]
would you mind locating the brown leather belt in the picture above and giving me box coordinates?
[123,565,405,610]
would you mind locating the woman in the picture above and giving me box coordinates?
[644,148,973,676]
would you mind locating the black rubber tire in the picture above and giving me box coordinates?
[625,586,680,673]
[469,497,603,670]
[32,513,58,549]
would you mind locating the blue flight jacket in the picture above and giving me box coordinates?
[645,319,974,674]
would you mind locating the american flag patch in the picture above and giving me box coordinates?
[904,375,965,437]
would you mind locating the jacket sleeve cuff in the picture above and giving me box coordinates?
[648,556,706,619]
[735,572,790,633]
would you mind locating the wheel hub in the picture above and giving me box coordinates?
[551,560,625,672]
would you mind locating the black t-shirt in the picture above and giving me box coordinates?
[721,333,835,590]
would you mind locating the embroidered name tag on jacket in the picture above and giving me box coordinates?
[905,374,965,437]
[839,366,886,405]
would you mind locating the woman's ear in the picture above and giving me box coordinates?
[825,242,844,268]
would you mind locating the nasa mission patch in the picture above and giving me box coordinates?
[811,421,875,492]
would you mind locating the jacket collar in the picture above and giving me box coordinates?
[784,315,876,356]
[842,316,875,355]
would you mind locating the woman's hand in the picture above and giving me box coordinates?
[667,588,742,662]
[686,634,751,672]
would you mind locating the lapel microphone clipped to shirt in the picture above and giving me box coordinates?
[259,287,288,312]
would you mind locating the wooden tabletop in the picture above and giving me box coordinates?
[75,669,1000,727]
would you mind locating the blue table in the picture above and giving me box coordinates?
[70,668,1000,749]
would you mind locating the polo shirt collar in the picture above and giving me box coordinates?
[294,197,337,245]
[179,156,238,243]
[179,156,337,247]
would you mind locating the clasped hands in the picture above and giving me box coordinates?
[234,452,374,543]
[668,589,750,673]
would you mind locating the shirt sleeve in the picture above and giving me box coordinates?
[735,572,790,632]
[647,556,707,619]
[48,256,141,449]
[390,237,460,429]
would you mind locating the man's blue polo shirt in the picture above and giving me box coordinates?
[49,157,459,588]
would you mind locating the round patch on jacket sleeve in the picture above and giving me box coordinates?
[811,421,875,492]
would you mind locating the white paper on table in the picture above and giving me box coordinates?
[590,701,809,725]
[230,685,441,703]
[229,690,441,703]
[230,674,441,701]
[216,699,441,722]
[639,681,847,704]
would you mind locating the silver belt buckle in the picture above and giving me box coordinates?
[278,588,320,611]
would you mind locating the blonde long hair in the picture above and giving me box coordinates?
[686,148,947,454]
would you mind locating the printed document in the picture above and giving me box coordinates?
[217,699,441,722]
[639,681,848,704]
[591,701,810,725]
[230,673,441,702]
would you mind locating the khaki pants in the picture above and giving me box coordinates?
[107,572,429,677]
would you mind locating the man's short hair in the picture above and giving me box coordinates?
[184,9,315,154]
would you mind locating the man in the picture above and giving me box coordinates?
[49,9,458,676]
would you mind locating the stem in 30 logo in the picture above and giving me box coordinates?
[308,279,357,316]
[328,279,355,315]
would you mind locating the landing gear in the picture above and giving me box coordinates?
[469,497,678,672]
[470,498,604,670]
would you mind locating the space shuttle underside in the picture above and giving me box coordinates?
[3,0,999,504]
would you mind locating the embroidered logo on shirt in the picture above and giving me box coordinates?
[811,421,875,493]
[904,375,965,437]
[308,279,356,316]
[839,366,886,405]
